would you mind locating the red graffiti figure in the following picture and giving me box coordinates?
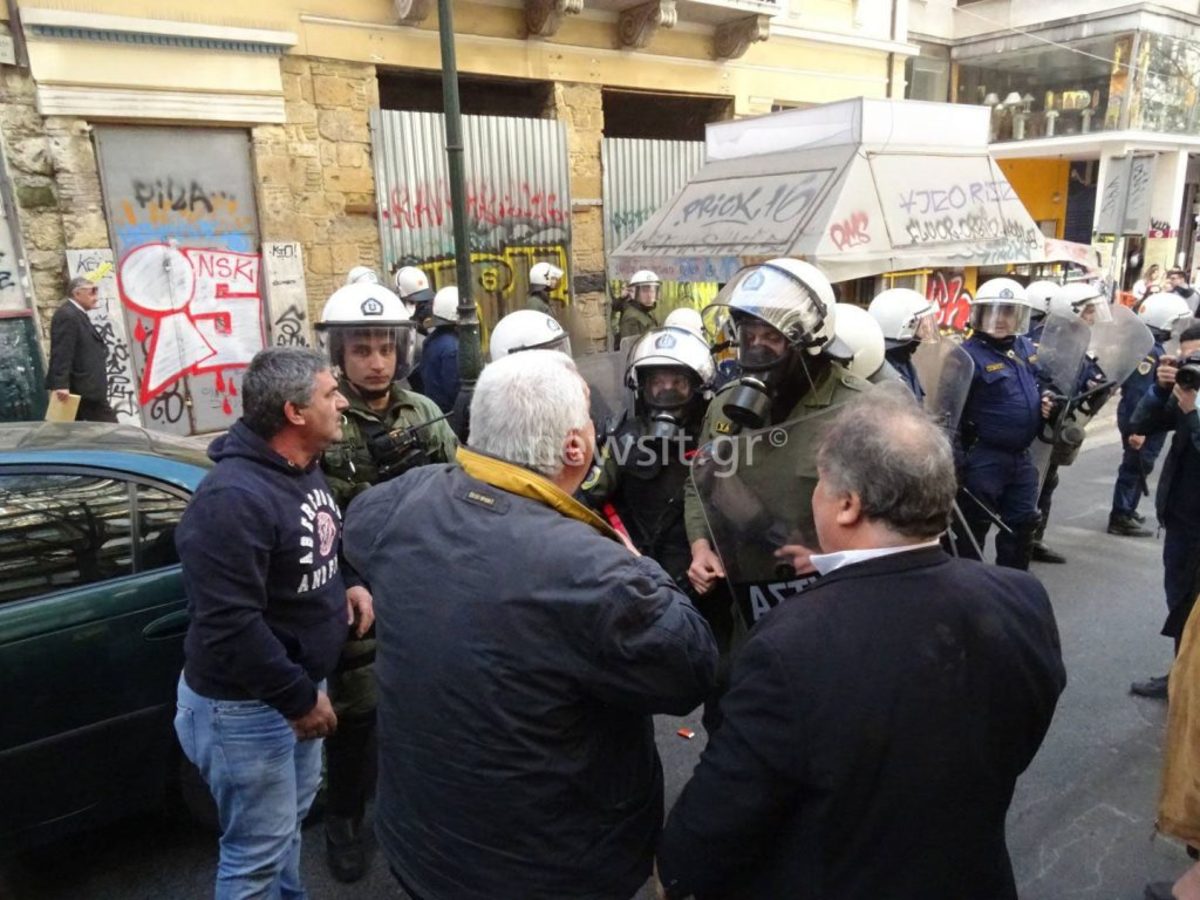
[927,270,972,333]
[829,211,871,251]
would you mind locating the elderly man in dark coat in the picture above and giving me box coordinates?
[344,349,717,900]
[656,387,1066,900]
[46,276,116,422]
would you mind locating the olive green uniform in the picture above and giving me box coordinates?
[526,291,552,316]
[618,304,658,345]
[683,364,869,644]
[321,379,458,718]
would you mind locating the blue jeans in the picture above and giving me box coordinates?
[175,675,324,900]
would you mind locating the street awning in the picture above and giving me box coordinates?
[610,98,1047,283]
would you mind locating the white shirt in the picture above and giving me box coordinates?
[809,539,942,576]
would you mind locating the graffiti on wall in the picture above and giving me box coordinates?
[67,249,140,424]
[927,269,972,332]
[117,243,264,417]
[382,180,569,251]
[115,177,257,253]
[0,210,23,314]
[261,242,311,348]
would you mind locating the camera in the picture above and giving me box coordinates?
[367,428,429,482]
[1177,354,1200,391]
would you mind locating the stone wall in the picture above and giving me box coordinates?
[550,81,609,348]
[253,56,382,324]
[0,28,106,339]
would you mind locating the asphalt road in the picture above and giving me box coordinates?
[1,415,1190,899]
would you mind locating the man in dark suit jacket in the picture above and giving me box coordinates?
[657,388,1066,900]
[47,276,116,422]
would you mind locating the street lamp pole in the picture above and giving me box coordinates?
[438,0,482,431]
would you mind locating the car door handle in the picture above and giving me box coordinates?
[142,610,190,641]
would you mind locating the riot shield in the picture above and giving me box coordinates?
[690,412,841,631]
[1032,313,1091,396]
[912,339,973,433]
[574,348,632,432]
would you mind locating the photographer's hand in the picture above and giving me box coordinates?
[1175,384,1198,415]
[1158,356,1178,389]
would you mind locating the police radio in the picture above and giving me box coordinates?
[366,413,451,482]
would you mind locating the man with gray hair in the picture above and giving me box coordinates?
[46,275,115,421]
[344,349,718,900]
[174,347,362,899]
[657,391,1066,900]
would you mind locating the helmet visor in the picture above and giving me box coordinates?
[709,265,828,350]
[908,309,940,343]
[733,314,789,370]
[320,325,416,385]
[634,284,660,306]
[639,365,699,410]
[970,303,1030,339]
[1076,299,1112,326]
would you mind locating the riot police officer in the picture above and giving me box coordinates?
[394,265,436,333]
[346,265,382,285]
[954,278,1053,570]
[834,302,890,382]
[1030,282,1110,563]
[527,262,564,318]
[1109,291,1194,536]
[1025,279,1059,344]
[684,258,868,652]
[868,287,937,401]
[617,270,662,345]
[582,325,715,587]
[314,282,458,882]
[488,308,572,360]
[419,286,462,413]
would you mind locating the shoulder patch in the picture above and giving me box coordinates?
[1137,360,1153,376]
[985,362,1007,372]
[580,464,602,491]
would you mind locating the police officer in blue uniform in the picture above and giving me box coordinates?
[1108,292,1194,537]
[954,278,1053,570]
[1024,280,1058,346]
[867,287,938,403]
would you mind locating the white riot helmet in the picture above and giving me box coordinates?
[663,307,706,340]
[346,265,381,286]
[529,262,564,290]
[1138,292,1193,335]
[315,283,416,382]
[488,309,571,361]
[707,258,847,370]
[431,286,460,326]
[833,303,885,380]
[969,277,1032,338]
[1025,280,1060,318]
[626,328,714,420]
[1050,281,1112,324]
[394,266,435,306]
[867,288,937,349]
[628,269,661,309]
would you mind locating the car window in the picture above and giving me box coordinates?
[136,483,186,572]
[0,473,134,604]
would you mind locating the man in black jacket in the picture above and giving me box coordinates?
[46,276,116,421]
[657,389,1065,900]
[1129,324,1200,699]
[344,349,717,900]
[174,348,368,899]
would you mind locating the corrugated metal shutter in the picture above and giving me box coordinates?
[370,109,572,332]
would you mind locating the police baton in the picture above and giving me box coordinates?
[959,486,1014,536]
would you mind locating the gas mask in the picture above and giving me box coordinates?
[722,376,772,430]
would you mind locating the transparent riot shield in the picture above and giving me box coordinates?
[1048,305,1154,469]
[912,339,973,433]
[690,412,842,631]
[1029,313,1095,485]
[574,348,633,432]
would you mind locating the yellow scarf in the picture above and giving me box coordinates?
[456,447,621,542]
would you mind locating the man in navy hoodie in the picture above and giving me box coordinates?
[174,347,366,900]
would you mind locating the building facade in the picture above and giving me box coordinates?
[908,0,1200,297]
[0,0,914,432]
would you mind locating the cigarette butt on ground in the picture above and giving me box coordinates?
[677,728,695,740]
